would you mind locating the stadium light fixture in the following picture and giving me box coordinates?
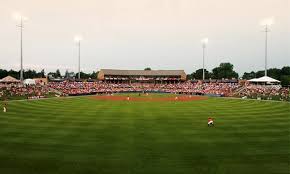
[74,35,82,79]
[260,17,274,77]
[260,17,275,26]
[201,38,209,47]
[201,38,208,81]
[13,12,28,82]
[74,35,83,43]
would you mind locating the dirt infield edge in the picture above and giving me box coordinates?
[91,95,208,102]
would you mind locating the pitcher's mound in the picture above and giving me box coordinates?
[91,95,207,102]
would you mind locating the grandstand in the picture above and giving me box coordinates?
[98,69,187,84]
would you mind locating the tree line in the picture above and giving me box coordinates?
[187,62,239,80]
[187,63,289,86]
[0,69,99,80]
[0,69,46,79]
[0,63,289,86]
[242,66,290,86]
[47,70,99,79]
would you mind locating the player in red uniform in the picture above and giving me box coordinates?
[208,117,214,127]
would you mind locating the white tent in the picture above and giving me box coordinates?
[248,76,280,84]
[24,79,36,85]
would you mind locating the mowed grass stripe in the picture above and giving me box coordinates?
[0,95,289,174]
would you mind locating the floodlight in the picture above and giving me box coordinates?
[74,35,83,42]
[260,17,275,26]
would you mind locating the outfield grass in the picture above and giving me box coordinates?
[1,92,57,101]
[0,94,289,174]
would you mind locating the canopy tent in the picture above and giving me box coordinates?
[23,79,36,85]
[0,76,20,83]
[248,76,280,84]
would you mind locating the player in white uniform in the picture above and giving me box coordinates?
[3,103,7,113]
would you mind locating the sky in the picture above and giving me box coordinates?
[0,0,289,75]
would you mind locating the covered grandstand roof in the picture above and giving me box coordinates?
[99,69,186,76]
[0,76,20,83]
[248,76,280,83]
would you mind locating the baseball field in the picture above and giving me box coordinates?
[0,94,289,174]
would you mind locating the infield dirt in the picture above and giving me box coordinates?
[91,95,208,102]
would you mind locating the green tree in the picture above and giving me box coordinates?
[255,70,265,78]
[187,74,194,80]
[65,70,69,78]
[24,69,38,79]
[76,72,91,79]
[242,71,256,80]
[55,69,61,78]
[267,68,282,80]
[0,69,8,79]
[40,69,45,78]
[144,67,151,71]
[8,70,20,79]
[280,75,290,86]
[192,68,211,79]
[90,71,99,79]
[281,66,290,75]
[243,66,290,86]
[47,72,56,79]
[212,63,239,79]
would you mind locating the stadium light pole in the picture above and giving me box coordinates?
[13,13,28,82]
[74,36,82,79]
[201,38,208,81]
[260,17,274,77]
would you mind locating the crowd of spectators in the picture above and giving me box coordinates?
[0,85,51,99]
[1,81,289,101]
[47,81,241,97]
[236,84,289,101]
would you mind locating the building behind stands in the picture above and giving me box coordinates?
[98,69,187,84]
